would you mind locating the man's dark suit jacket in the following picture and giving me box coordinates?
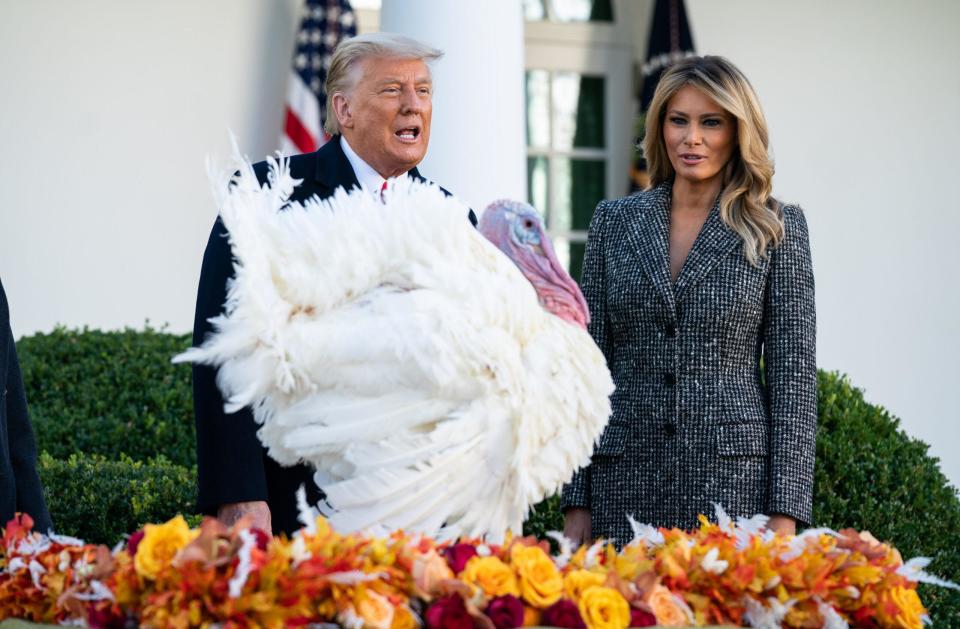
[0,279,52,532]
[192,136,476,535]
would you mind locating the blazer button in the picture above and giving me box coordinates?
[664,372,676,386]
[666,323,677,338]
[663,422,676,436]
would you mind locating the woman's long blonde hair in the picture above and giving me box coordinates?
[642,55,783,264]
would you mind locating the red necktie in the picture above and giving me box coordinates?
[380,180,388,202]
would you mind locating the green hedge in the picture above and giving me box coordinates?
[17,326,195,468]
[812,372,960,625]
[37,452,198,546]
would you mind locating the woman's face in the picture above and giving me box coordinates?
[662,85,737,187]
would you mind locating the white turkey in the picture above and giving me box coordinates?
[175,149,614,541]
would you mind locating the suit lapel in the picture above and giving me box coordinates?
[673,198,741,302]
[623,181,676,314]
[313,135,361,197]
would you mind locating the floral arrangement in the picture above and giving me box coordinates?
[1,505,956,629]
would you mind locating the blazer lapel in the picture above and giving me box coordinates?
[623,182,676,314]
[673,199,741,302]
[313,135,361,195]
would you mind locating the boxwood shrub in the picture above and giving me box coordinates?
[37,452,198,546]
[16,326,195,467]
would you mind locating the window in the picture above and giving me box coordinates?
[524,0,634,280]
[523,0,614,23]
[526,71,608,280]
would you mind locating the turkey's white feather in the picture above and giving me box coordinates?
[176,150,614,541]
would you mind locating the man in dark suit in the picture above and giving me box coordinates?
[192,33,475,535]
[0,278,52,532]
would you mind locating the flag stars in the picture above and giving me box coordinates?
[310,29,322,44]
[311,54,323,70]
[295,53,308,70]
[340,12,355,28]
[326,7,340,21]
[323,32,338,47]
[310,77,322,93]
[297,30,310,44]
[311,6,326,20]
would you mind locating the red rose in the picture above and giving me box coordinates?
[426,594,472,629]
[250,527,270,551]
[630,607,657,627]
[486,595,525,629]
[126,529,145,555]
[542,599,587,628]
[444,543,479,573]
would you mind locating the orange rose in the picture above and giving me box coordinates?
[564,569,607,602]
[411,549,455,600]
[644,585,691,627]
[462,555,520,597]
[355,589,394,629]
[577,586,630,629]
[511,544,563,608]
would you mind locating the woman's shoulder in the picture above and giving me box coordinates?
[596,182,670,222]
[775,200,810,237]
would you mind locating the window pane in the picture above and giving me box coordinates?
[523,0,546,20]
[552,73,605,150]
[551,158,572,233]
[554,158,605,234]
[570,159,605,231]
[526,70,550,149]
[569,241,586,283]
[550,0,614,22]
[527,156,549,217]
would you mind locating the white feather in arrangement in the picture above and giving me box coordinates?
[176,147,614,541]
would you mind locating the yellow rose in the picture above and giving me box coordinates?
[355,589,394,629]
[564,569,607,602]
[462,555,520,597]
[391,605,418,629]
[577,586,630,629]
[134,515,197,580]
[877,586,926,629]
[645,584,690,627]
[511,544,563,607]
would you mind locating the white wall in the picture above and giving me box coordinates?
[0,0,302,335]
[686,0,960,490]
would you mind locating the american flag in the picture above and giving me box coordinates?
[281,0,357,156]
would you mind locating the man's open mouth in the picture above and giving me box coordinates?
[395,127,420,140]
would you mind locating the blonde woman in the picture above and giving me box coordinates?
[562,56,816,546]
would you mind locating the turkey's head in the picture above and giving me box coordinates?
[479,199,590,329]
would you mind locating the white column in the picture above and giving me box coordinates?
[380,0,526,214]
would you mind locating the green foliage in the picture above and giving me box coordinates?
[524,370,960,624]
[38,452,198,546]
[813,371,960,625]
[16,325,196,467]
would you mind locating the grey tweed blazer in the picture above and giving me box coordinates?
[561,180,817,544]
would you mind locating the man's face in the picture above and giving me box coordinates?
[334,56,433,179]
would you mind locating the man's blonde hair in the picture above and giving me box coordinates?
[325,32,443,135]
